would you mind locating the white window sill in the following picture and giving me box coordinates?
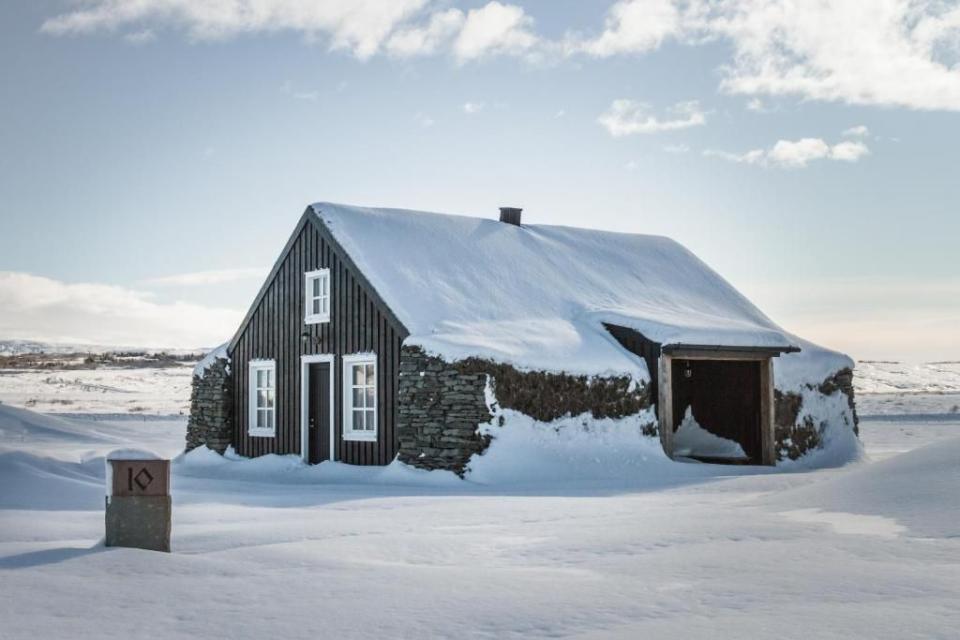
[343,432,377,442]
[304,314,330,325]
[248,428,276,438]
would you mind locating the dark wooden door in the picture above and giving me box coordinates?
[671,359,762,462]
[308,362,332,464]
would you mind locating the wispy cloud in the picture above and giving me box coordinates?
[38,1,960,110]
[0,272,241,349]
[705,134,870,169]
[598,100,705,137]
[842,125,870,138]
[462,102,485,114]
[40,0,430,60]
[123,29,156,45]
[141,268,266,287]
[415,112,435,128]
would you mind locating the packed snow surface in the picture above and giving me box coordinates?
[1,403,958,639]
[312,203,848,384]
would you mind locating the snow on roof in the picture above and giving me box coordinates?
[310,202,848,385]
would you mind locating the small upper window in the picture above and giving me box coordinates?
[305,269,330,324]
[342,354,377,442]
[248,360,276,437]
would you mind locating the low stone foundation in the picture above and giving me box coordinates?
[397,346,653,474]
[185,357,233,453]
[774,367,859,460]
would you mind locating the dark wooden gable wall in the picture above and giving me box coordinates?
[229,212,407,465]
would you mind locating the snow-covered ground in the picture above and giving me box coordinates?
[0,364,194,416]
[0,399,958,639]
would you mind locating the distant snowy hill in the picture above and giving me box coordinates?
[0,339,210,357]
[854,360,960,394]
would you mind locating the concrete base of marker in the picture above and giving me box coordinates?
[105,496,172,552]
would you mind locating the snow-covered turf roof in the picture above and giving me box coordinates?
[310,202,848,384]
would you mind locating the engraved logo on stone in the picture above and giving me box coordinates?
[128,467,155,492]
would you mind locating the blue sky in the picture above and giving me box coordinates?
[1,0,958,361]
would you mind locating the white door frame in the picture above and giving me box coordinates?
[300,354,336,464]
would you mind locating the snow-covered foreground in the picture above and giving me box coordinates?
[0,405,958,639]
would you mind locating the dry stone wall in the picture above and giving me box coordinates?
[397,346,653,474]
[774,367,858,460]
[185,358,233,453]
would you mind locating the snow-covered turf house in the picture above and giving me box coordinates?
[187,203,859,474]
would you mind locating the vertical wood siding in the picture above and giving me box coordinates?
[231,219,404,465]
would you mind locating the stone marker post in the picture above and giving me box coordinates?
[105,457,171,552]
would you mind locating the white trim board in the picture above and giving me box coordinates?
[300,353,336,464]
[341,352,378,443]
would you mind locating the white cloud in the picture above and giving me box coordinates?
[462,102,485,114]
[663,143,690,154]
[598,99,705,136]
[0,272,241,349]
[41,0,430,59]
[705,136,870,168]
[708,0,960,111]
[842,125,870,138]
[39,1,960,110]
[567,0,685,57]
[142,268,266,287]
[385,8,464,57]
[452,1,539,62]
[829,140,870,162]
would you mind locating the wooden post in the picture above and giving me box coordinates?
[658,355,673,458]
[759,358,776,465]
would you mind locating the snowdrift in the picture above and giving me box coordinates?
[770,436,960,538]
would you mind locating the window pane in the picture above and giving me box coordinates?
[267,369,274,388]
[321,275,328,296]
[257,390,267,409]
[312,298,320,315]
[268,409,275,429]
[256,409,265,429]
[352,364,364,385]
[257,369,266,387]
[352,387,363,408]
[321,296,328,315]
[353,409,365,431]
[312,277,320,297]
[365,364,375,386]
[365,410,376,431]
[266,389,274,408]
[365,387,375,408]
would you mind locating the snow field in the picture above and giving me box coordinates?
[1,403,958,639]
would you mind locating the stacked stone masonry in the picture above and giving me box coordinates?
[397,346,653,474]
[185,358,233,453]
[774,367,859,461]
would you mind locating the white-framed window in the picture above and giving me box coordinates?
[342,354,377,442]
[304,269,330,324]
[248,360,276,437]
